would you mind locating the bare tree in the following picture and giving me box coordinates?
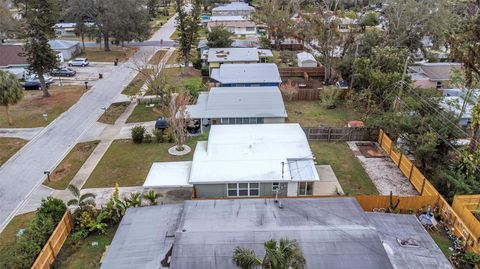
[280,79,299,101]
[167,91,191,151]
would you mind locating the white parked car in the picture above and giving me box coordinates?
[25,74,54,85]
[68,58,89,67]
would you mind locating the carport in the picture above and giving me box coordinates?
[144,161,193,188]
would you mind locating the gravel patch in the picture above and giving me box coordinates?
[347,142,418,196]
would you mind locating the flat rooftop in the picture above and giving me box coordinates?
[210,63,281,84]
[102,198,452,269]
[207,48,272,63]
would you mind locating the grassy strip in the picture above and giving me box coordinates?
[0,212,36,261]
[97,102,130,125]
[0,85,87,128]
[78,47,137,62]
[310,141,378,195]
[84,138,199,188]
[121,71,149,96]
[0,138,27,166]
[149,50,168,65]
[43,141,100,190]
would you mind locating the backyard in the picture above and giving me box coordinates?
[84,138,200,188]
[286,100,361,127]
[43,141,100,190]
[0,138,27,166]
[310,141,378,195]
[78,46,137,62]
[0,85,87,128]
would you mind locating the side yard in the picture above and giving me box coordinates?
[0,212,36,262]
[310,141,378,195]
[286,101,361,127]
[0,138,27,166]
[84,137,200,188]
[0,85,87,128]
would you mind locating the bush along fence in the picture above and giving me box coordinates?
[378,129,480,254]
[305,127,378,141]
[31,211,73,269]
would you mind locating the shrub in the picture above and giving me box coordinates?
[153,129,164,143]
[165,128,175,143]
[184,78,202,99]
[259,36,271,49]
[144,132,153,143]
[37,196,67,223]
[201,65,209,76]
[319,86,341,109]
[131,125,146,143]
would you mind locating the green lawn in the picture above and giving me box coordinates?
[98,102,130,124]
[126,100,164,123]
[53,225,118,269]
[78,46,137,62]
[0,212,36,261]
[84,138,200,188]
[121,71,148,96]
[310,141,378,195]
[43,141,100,190]
[429,230,453,258]
[286,101,361,127]
[0,138,27,166]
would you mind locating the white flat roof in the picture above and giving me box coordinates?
[210,63,281,84]
[186,86,287,119]
[189,124,319,184]
[208,48,259,63]
[212,2,255,12]
[144,162,193,188]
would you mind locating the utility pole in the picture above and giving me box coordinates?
[393,54,411,112]
[349,42,359,91]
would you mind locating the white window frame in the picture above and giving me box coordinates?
[226,183,260,197]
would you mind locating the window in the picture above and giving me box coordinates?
[246,27,255,32]
[436,81,443,89]
[298,182,314,196]
[226,183,260,197]
[257,118,264,124]
[235,118,243,124]
[229,118,236,124]
[272,182,280,192]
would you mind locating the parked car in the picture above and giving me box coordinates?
[336,80,349,90]
[50,67,76,77]
[22,80,49,90]
[25,74,54,85]
[155,117,168,130]
[68,58,89,67]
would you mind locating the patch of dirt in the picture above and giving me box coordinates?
[166,189,192,200]
[356,142,386,158]
[149,50,168,65]
[347,141,418,196]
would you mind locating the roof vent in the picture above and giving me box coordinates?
[397,238,420,248]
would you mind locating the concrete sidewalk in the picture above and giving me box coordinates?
[0,128,44,140]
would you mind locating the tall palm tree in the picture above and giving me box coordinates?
[67,184,96,209]
[0,70,23,125]
[233,239,306,269]
[142,189,162,205]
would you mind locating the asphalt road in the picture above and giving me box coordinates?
[0,14,178,231]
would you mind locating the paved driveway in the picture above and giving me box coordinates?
[0,15,178,231]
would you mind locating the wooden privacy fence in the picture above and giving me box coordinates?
[31,211,73,269]
[305,127,378,141]
[452,195,480,243]
[378,129,479,253]
[279,67,325,78]
[356,195,439,212]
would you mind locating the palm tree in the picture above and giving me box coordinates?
[0,70,23,125]
[67,184,96,209]
[233,239,306,269]
[142,189,162,205]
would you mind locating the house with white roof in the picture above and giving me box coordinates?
[210,63,282,87]
[144,124,321,198]
[207,16,256,37]
[186,86,287,132]
[48,39,81,61]
[212,2,255,17]
[297,51,317,67]
[409,62,462,89]
[204,48,273,74]
[440,88,479,126]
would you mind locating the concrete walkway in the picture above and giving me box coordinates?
[0,128,44,140]
[17,48,176,215]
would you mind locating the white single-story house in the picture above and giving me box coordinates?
[53,23,77,37]
[297,51,317,67]
[48,39,81,61]
[212,2,255,17]
[409,62,462,89]
[440,88,479,126]
[144,124,321,198]
[207,16,256,37]
[210,63,282,87]
[186,86,287,132]
[204,48,273,73]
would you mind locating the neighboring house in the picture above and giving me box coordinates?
[440,88,479,126]
[144,124,321,198]
[48,39,81,61]
[205,48,273,74]
[53,23,77,37]
[211,2,255,17]
[186,86,287,132]
[337,17,359,33]
[0,44,27,68]
[210,63,282,87]
[297,51,317,67]
[207,16,256,37]
[409,62,462,89]
[101,198,453,269]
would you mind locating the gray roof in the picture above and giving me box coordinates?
[208,48,262,63]
[186,86,287,118]
[100,204,183,269]
[210,63,281,84]
[48,39,80,50]
[212,2,255,12]
[101,198,452,269]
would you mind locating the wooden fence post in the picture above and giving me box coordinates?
[420,177,426,195]
[408,163,414,183]
[398,151,403,168]
[327,128,331,141]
